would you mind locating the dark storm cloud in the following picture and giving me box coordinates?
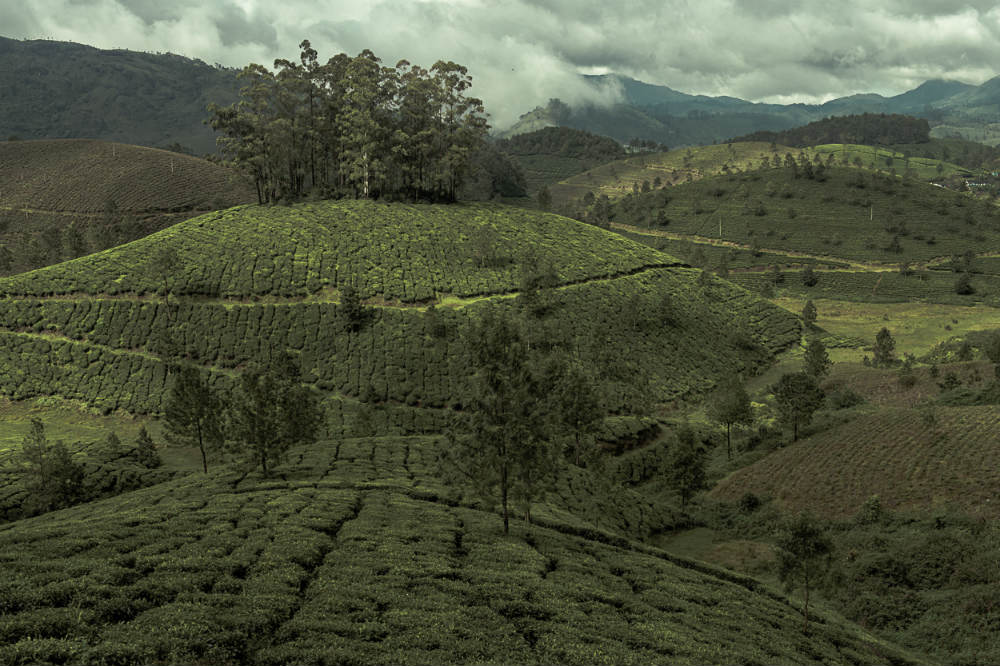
[4,0,1000,127]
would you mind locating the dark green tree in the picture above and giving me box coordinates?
[801,265,818,287]
[164,364,225,474]
[954,271,974,295]
[772,372,824,441]
[803,338,832,380]
[801,299,817,329]
[873,327,896,367]
[706,376,753,460]
[19,419,86,516]
[776,512,834,633]
[135,426,161,469]
[340,283,370,332]
[227,352,322,477]
[984,330,1000,377]
[150,245,181,317]
[664,425,708,505]
[0,243,12,274]
[537,185,552,211]
[552,360,603,466]
[443,307,557,535]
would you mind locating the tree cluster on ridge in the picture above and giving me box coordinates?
[209,41,489,204]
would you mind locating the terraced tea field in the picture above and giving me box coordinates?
[0,200,800,429]
[0,139,255,274]
[711,406,1000,519]
[0,436,922,666]
[607,167,1000,265]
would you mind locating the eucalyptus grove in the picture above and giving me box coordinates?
[209,41,489,204]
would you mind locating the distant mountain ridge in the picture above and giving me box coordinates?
[505,73,1000,147]
[0,36,241,154]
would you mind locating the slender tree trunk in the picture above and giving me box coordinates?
[803,572,810,633]
[501,461,509,536]
[197,427,207,474]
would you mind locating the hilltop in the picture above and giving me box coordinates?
[0,200,800,425]
[0,139,256,274]
[548,141,976,208]
[732,113,932,147]
[495,126,626,194]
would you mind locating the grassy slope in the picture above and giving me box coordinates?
[808,144,971,180]
[710,405,1000,519]
[512,155,599,195]
[549,142,782,205]
[609,166,1000,264]
[0,201,800,422]
[731,269,1000,307]
[549,142,971,207]
[0,437,921,666]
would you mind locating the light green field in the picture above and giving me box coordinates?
[772,297,1000,362]
[809,144,970,180]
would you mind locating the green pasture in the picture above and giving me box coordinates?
[772,297,1000,361]
[551,141,787,205]
[615,229,850,270]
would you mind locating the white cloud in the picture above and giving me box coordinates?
[3,0,999,127]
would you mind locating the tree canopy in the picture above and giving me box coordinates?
[209,41,489,203]
[772,372,824,441]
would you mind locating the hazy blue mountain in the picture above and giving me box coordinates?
[505,73,1000,147]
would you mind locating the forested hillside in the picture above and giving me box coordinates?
[0,37,240,154]
[732,113,932,147]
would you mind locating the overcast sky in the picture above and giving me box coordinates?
[3,0,1000,128]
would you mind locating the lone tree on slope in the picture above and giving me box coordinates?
[164,363,225,474]
[801,299,817,329]
[873,327,896,367]
[706,375,753,460]
[443,306,559,535]
[772,372,824,441]
[19,419,85,516]
[803,338,832,380]
[776,512,834,633]
[227,351,322,477]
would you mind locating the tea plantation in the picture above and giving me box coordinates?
[0,200,800,424]
[710,405,1000,519]
[0,436,923,666]
[604,166,1000,264]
